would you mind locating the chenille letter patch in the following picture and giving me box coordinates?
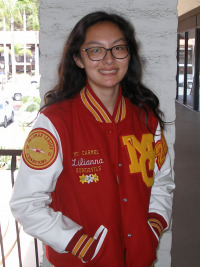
[122,133,155,187]
[22,128,58,170]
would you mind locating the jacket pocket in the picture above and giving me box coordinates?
[84,225,108,265]
[147,221,159,249]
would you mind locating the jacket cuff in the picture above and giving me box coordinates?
[65,228,85,253]
[148,213,167,238]
[65,228,97,261]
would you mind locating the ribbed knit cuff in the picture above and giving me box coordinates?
[65,228,97,261]
[148,213,167,238]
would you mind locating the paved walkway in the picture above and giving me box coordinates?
[171,102,200,267]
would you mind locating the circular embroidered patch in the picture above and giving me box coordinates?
[22,128,58,170]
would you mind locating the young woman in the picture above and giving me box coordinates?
[10,11,175,267]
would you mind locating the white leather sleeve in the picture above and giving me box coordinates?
[9,114,82,253]
[149,123,175,228]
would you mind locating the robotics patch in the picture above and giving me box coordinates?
[22,128,58,170]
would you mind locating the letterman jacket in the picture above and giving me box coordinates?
[10,84,175,267]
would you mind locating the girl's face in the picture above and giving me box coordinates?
[74,22,130,95]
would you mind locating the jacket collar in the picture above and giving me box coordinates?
[80,82,126,123]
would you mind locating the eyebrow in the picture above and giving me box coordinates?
[85,38,126,46]
[113,38,126,44]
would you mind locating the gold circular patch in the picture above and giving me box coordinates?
[22,128,58,170]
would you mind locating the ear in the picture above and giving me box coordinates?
[73,55,84,69]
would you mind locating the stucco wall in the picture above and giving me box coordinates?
[39,1,177,266]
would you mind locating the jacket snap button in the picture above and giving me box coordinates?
[109,129,113,134]
[127,233,132,237]
[123,198,127,202]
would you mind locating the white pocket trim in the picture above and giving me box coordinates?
[148,221,159,242]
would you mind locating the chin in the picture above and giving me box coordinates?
[101,80,120,88]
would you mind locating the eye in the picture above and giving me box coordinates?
[90,47,102,53]
[114,45,125,51]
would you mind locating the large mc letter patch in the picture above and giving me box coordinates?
[122,134,155,187]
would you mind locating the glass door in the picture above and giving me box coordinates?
[186,30,195,109]
[177,33,185,103]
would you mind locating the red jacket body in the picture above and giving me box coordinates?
[10,86,174,267]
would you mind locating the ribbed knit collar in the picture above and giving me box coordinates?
[80,82,126,123]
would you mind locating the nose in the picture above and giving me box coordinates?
[102,49,115,65]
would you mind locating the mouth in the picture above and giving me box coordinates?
[98,69,117,74]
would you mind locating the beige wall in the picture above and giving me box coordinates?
[178,0,200,16]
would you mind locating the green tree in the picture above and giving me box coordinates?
[0,0,39,77]
[14,43,32,56]
[16,0,39,73]
[0,0,22,78]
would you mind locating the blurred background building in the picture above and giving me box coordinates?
[177,1,200,112]
[0,0,39,84]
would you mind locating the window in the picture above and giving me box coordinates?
[186,30,195,109]
[177,32,185,103]
[177,30,199,111]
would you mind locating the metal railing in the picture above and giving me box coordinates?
[0,149,40,267]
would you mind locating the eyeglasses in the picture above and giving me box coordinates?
[80,45,129,61]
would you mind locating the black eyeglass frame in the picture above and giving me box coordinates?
[80,45,129,61]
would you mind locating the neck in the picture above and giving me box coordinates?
[92,86,119,115]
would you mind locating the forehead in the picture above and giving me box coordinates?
[84,21,126,44]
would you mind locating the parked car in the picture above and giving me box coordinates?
[0,99,14,128]
[11,85,39,101]
[11,76,40,101]
[12,88,23,101]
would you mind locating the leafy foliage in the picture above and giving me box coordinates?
[0,0,39,31]
[14,43,32,56]
[22,95,41,112]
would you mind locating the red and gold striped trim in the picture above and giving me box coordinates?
[121,96,126,121]
[71,234,95,260]
[78,237,95,259]
[114,100,121,123]
[148,218,164,237]
[114,96,126,123]
[80,86,126,123]
[72,234,88,256]
[80,88,103,122]
[86,89,112,123]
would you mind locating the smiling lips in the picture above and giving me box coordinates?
[99,69,117,74]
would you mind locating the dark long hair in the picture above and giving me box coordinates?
[43,11,165,130]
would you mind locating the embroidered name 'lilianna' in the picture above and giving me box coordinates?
[72,157,104,167]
